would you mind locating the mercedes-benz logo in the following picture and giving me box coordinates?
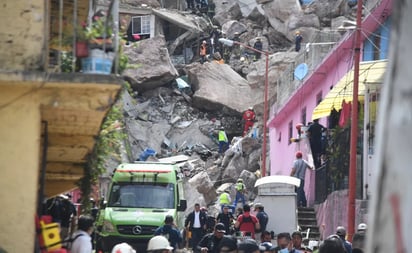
[132,225,142,235]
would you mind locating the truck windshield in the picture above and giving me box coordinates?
[108,183,175,209]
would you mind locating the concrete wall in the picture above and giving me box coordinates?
[0,85,41,252]
[314,189,368,240]
[0,0,46,70]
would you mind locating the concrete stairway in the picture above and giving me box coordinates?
[297,207,321,241]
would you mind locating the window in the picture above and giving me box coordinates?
[373,35,381,60]
[132,15,151,35]
[288,121,293,145]
[301,107,307,126]
[109,182,175,208]
[316,91,323,105]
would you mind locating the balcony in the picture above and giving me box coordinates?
[48,0,122,75]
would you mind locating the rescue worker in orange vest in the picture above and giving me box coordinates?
[200,40,207,64]
[242,107,256,136]
[212,52,224,64]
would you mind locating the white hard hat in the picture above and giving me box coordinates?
[357,223,367,231]
[248,106,253,110]
[111,243,136,253]
[147,236,173,251]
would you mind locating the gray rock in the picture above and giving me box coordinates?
[123,36,179,93]
[187,62,262,115]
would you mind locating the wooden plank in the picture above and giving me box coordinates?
[46,173,83,181]
[47,146,89,162]
[44,179,78,197]
[45,162,84,175]
[42,106,106,135]
[47,133,95,150]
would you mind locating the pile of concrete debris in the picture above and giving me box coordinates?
[106,0,359,214]
[121,68,263,215]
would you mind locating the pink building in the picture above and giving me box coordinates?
[267,0,393,208]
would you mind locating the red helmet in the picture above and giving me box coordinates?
[296,151,303,158]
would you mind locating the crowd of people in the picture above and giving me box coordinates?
[198,26,268,65]
[40,191,367,253]
[100,220,367,253]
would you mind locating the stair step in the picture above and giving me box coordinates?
[297,207,320,241]
[298,215,316,221]
[299,222,319,227]
[298,212,316,219]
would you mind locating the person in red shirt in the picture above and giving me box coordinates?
[234,204,260,239]
[242,107,256,136]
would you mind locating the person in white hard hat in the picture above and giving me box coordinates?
[147,235,174,253]
[357,223,367,232]
[352,223,367,251]
[111,243,136,253]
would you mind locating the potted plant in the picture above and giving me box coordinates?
[75,22,89,58]
[80,11,115,74]
[84,11,114,51]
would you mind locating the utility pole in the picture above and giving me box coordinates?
[347,0,363,241]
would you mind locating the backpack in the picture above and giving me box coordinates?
[206,215,216,233]
[62,234,84,251]
[240,215,254,225]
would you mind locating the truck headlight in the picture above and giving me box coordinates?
[102,220,116,232]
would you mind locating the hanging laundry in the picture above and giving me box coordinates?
[328,107,340,129]
[339,100,351,127]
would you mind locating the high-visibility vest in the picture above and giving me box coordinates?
[218,130,228,142]
[236,182,245,192]
[219,192,230,204]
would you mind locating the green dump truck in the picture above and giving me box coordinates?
[95,162,187,252]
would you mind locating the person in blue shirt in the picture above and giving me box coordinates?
[155,215,183,251]
[253,38,263,60]
[295,31,303,52]
[336,226,352,253]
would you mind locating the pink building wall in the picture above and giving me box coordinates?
[268,44,354,206]
[267,0,393,207]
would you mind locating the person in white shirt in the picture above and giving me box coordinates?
[71,215,94,253]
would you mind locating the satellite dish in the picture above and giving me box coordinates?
[294,63,308,81]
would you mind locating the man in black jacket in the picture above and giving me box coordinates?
[197,223,227,253]
[185,203,207,252]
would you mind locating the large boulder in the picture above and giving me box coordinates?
[221,20,248,38]
[187,62,262,115]
[189,171,217,204]
[123,36,179,92]
[222,152,248,179]
[213,0,243,26]
[310,0,351,20]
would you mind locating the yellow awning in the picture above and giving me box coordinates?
[312,60,387,120]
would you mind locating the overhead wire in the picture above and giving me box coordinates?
[361,30,384,55]
[361,0,391,33]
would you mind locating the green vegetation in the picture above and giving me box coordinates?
[78,87,127,213]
